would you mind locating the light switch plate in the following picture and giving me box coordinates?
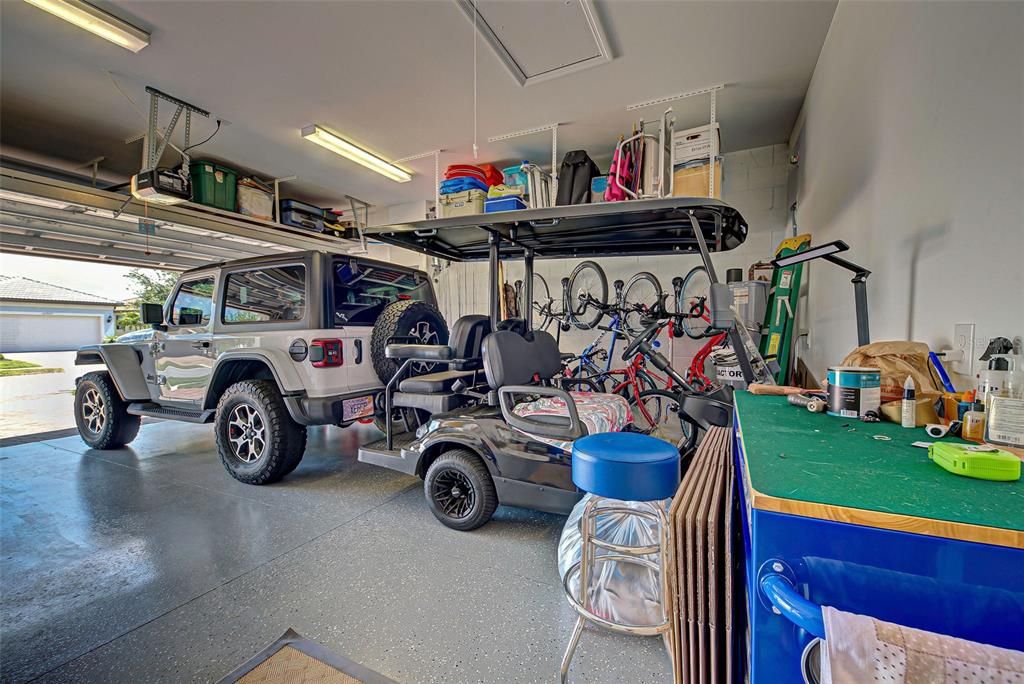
[952,323,975,376]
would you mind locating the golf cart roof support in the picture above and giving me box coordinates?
[489,233,501,330]
[523,247,535,333]
[685,210,755,384]
[687,211,719,283]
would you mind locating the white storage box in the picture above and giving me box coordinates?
[237,178,274,221]
[672,123,721,165]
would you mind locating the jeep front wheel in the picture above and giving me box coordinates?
[214,380,306,485]
[74,371,141,449]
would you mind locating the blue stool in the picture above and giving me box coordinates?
[560,432,681,683]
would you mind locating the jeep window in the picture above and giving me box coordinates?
[222,265,306,324]
[169,276,215,326]
[333,260,433,326]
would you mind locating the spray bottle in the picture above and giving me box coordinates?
[901,376,916,428]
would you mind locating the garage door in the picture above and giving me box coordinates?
[0,314,102,352]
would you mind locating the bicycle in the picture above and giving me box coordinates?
[619,318,734,454]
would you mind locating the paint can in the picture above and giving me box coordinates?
[826,366,881,418]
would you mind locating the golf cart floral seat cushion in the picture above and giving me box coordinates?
[512,391,633,452]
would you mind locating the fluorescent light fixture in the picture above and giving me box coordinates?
[24,0,150,52]
[771,240,849,268]
[301,125,412,183]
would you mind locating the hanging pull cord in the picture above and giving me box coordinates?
[472,0,479,160]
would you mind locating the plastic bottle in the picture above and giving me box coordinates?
[901,376,916,428]
[963,401,987,442]
[984,359,1024,448]
[976,354,1023,402]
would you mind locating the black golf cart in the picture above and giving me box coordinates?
[357,197,756,530]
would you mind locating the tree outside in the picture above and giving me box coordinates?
[126,269,178,304]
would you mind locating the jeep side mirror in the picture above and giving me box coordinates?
[141,302,164,327]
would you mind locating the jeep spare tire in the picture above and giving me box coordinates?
[370,300,449,383]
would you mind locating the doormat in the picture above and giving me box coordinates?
[218,629,397,684]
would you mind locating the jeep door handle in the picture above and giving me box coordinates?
[191,340,211,349]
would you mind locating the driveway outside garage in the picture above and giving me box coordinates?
[0,351,86,439]
[0,421,669,683]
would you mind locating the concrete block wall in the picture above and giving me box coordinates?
[432,143,795,372]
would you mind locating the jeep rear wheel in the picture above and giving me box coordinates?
[215,380,306,485]
[369,300,449,383]
[74,371,141,449]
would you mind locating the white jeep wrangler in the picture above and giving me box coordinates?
[73,250,447,484]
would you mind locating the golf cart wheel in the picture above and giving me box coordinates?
[370,300,449,383]
[424,449,498,531]
[215,380,306,485]
[74,371,141,449]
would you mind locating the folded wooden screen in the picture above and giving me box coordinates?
[668,426,738,684]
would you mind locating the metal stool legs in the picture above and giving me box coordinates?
[560,496,678,683]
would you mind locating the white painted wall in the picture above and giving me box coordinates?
[434,144,795,367]
[791,1,1024,385]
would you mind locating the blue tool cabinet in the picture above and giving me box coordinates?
[732,393,1024,683]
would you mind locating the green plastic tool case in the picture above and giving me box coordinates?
[928,442,1021,481]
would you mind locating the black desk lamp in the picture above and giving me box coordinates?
[770,240,872,347]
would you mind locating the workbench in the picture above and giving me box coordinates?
[733,392,1024,683]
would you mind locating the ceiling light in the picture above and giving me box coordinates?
[23,0,150,52]
[301,125,412,183]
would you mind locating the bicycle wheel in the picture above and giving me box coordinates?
[622,371,659,430]
[518,272,552,332]
[632,389,696,452]
[570,361,609,393]
[566,260,608,330]
[679,265,712,339]
[620,272,663,335]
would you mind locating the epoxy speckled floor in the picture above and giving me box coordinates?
[1,420,671,683]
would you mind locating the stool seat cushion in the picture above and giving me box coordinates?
[572,432,680,501]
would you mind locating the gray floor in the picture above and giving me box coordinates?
[0,420,671,683]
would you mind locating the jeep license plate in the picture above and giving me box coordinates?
[342,395,375,422]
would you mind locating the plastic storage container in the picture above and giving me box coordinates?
[237,177,274,220]
[189,161,238,211]
[439,189,485,218]
[279,199,325,232]
[671,158,722,199]
[440,176,489,194]
[484,196,528,213]
[503,164,529,188]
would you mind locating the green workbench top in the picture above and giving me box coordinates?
[734,392,1024,539]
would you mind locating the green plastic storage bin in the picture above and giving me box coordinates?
[189,160,238,211]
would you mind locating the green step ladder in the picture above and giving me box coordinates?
[759,234,811,384]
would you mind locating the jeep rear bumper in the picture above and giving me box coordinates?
[284,389,381,427]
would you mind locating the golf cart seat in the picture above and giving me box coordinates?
[482,330,632,450]
[389,315,491,398]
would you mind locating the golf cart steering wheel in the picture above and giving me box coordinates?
[622,318,665,360]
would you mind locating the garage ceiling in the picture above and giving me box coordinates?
[0,0,836,209]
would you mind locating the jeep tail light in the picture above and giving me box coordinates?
[310,339,343,367]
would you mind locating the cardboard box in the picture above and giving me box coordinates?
[672,123,721,165]
[671,160,722,199]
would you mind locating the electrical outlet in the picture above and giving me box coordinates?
[951,323,975,376]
